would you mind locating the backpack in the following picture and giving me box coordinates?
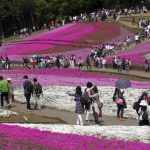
[80,95,86,107]
[83,89,91,103]
[133,102,139,110]
[142,111,148,120]
[28,81,33,93]
[34,83,43,96]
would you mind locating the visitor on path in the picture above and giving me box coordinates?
[7,78,14,107]
[144,59,149,72]
[33,78,43,110]
[135,34,139,45]
[102,57,106,69]
[23,75,33,111]
[117,57,122,72]
[125,59,132,72]
[77,57,83,69]
[89,86,103,124]
[114,89,127,120]
[112,56,117,69]
[138,100,149,126]
[70,55,76,68]
[132,16,136,25]
[67,86,84,125]
[84,82,93,123]
[86,55,92,70]
[5,56,11,70]
[113,88,123,102]
[0,76,10,108]
[135,92,148,116]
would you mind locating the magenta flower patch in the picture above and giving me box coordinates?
[0,124,149,150]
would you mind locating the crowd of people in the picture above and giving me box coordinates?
[67,82,103,125]
[0,76,14,108]
[0,56,11,70]
[23,55,77,69]
[0,75,43,111]
[68,82,150,126]
[0,75,150,126]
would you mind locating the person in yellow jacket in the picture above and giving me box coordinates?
[0,76,10,108]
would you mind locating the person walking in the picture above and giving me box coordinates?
[67,86,84,125]
[23,75,33,111]
[32,78,43,110]
[0,76,10,108]
[7,78,14,107]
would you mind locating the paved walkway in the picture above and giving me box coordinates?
[10,102,138,126]
[82,67,150,80]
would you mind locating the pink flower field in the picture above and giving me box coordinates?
[1,68,150,89]
[0,22,134,62]
[107,42,150,65]
[0,124,149,150]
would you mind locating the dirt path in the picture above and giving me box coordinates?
[82,67,150,81]
[8,102,139,126]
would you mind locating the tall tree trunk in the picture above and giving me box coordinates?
[0,20,4,37]
[31,11,35,27]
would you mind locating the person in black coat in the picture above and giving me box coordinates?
[23,75,33,111]
[136,92,148,115]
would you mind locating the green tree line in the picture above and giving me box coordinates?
[0,0,145,37]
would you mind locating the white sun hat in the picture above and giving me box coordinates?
[139,100,148,106]
[7,78,12,81]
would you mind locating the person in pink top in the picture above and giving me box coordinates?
[77,57,83,69]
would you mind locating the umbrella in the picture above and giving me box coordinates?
[32,55,38,58]
[115,78,131,89]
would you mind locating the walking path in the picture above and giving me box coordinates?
[82,67,150,80]
[10,102,138,126]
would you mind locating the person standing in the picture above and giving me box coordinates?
[33,78,43,110]
[144,59,149,72]
[67,86,84,125]
[102,57,106,70]
[0,76,10,108]
[135,34,139,45]
[86,55,91,70]
[84,82,93,123]
[132,16,136,25]
[7,78,14,107]
[77,57,83,69]
[138,100,149,126]
[89,86,103,124]
[115,90,127,120]
[23,75,33,111]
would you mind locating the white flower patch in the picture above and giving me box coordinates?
[9,124,150,143]
[0,109,18,118]
[14,86,149,119]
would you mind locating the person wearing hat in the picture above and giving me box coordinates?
[138,100,149,126]
[7,78,14,106]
